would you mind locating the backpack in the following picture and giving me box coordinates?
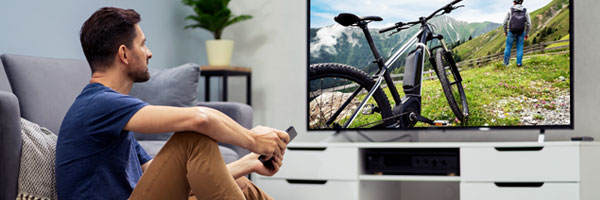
[509,8,527,34]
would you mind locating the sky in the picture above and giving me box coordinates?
[310,0,554,28]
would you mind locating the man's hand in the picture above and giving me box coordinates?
[227,152,284,179]
[525,35,529,40]
[250,153,283,176]
[249,126,289,160]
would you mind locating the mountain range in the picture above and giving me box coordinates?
[310,0,570,73]
[309,15,501,73]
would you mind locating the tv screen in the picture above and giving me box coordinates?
[307,0,572,130]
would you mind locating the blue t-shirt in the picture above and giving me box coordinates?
[56,83,151,200]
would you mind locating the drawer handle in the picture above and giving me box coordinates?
[494,146,544,151]
[494,182,544,187]
[286,179,328,185]
[287,147,327,151]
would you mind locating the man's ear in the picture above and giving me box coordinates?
[117,45,129,65]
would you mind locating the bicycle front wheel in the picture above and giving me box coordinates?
[308,63,393,129]
[434,48,469,122]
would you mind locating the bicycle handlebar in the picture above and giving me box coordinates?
[378,0,463,34]
[379,22,404,33]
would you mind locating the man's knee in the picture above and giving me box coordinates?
[170,131,219,152]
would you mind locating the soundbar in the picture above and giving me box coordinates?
[363,148,460,176]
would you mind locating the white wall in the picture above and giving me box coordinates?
[225,0,307,132]
[1,0,598,142]
[0,0,215,69]
[0,0,225,100]
[228,0,600,142]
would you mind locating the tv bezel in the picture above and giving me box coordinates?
[305,0,574,131]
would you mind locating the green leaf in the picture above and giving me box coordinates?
[181,0,253,39]
[225,15,252,27]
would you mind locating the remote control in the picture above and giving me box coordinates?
[259,126,297,169]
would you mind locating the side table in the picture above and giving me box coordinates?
[200,66,252,106]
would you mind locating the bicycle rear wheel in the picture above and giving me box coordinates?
[434,48,469,122]
[308,63,393,129]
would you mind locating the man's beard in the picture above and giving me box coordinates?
[128,63,150,83]
[130,69,150,82]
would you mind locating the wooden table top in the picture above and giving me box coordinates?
[200,66,251,73]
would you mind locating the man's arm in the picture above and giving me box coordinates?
[124,105,289,159]
[526,9,532,36]
[503,10,511,35]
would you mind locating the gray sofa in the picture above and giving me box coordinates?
[0,54,252,200]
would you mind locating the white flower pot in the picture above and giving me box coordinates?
[206,40,234,66]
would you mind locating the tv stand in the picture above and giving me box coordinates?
[253,141,600,200]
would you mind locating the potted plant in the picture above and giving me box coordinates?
[182,0,252,66]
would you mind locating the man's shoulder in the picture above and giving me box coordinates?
[81,83,142,105]
[67,83,146,121]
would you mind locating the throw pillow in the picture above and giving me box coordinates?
[129,63,200,140]
[129,63,200,107]
[17,118,58,200]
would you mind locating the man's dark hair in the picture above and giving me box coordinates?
[80,7,140,72]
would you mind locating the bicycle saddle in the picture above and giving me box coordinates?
[334,13,383,27]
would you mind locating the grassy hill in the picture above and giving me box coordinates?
[416,53,570,127]
[348,52,570,128]
[453,0,570,60]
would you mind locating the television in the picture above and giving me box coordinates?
[307,0,573,131]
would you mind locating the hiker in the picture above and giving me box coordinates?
[503,0,531,67]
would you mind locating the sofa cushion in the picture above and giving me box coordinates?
[130,63,200,141]
[0,58,12,92]
[129,63,200,107]
[1,54,90,134]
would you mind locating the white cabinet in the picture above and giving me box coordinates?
[253,178,359,200]
[253,142,600,200]
[270,146,358,180]
[254,145,360,200]
[461,182,579,200]
[461,143,600,200]
[461,145,579,182]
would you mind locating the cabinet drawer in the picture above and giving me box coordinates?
[254,178,358,200]
[461,146,579,181]
[270,146,358,180]
[461,182,579,200]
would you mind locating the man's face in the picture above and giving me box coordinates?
[126,24,152,83]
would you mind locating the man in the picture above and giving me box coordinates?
[55,7,289,200]
[503,0,531,67]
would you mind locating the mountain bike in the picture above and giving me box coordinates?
[308,0,469,129]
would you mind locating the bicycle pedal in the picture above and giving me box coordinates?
[433,120,449,126]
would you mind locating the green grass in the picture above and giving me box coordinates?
[341,52,570,128]
[323,52,570,128]
[546,34,570,49]
[416,53,570,127]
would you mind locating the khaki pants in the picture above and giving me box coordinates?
[130,132,273,200]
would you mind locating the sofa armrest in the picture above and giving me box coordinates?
[196,101,252,157]
[0,91,22,200]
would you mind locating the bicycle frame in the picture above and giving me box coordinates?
[340,22,450,128]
